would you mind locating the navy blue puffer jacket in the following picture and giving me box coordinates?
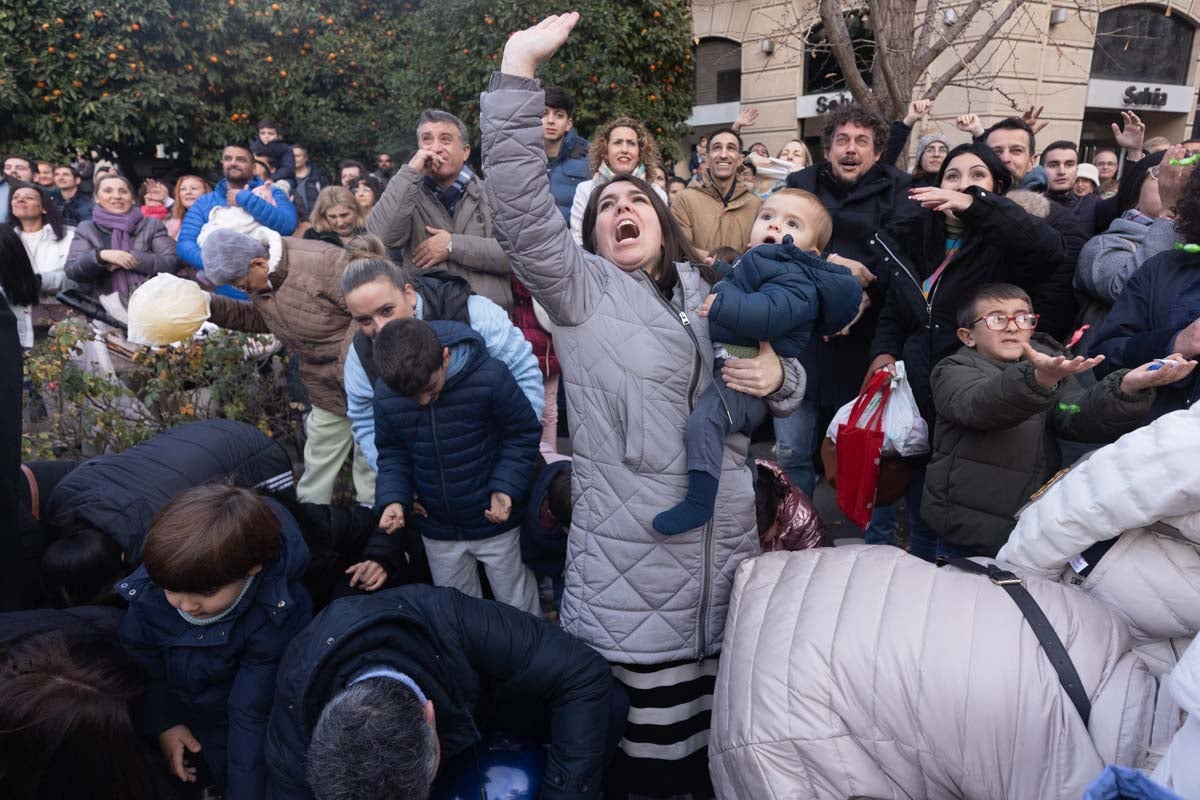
[117,498,312,800]
[706,237,863,358]
[373,321,541,541]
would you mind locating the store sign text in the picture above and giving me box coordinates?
[1123,86,1169,108]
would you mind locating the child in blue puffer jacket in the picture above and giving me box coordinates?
[372,318,544,615]
[117,484,313,800]
[654,189,863,534]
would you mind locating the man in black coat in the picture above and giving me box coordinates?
[266,586,627,800]
[780,103,918,495]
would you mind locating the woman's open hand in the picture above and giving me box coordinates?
[909,186,974,215]
[501,12,580,78]
[722,341,784,397]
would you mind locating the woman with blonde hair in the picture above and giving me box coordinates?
[568,116,668,244]
[303,185,366,247]
[165,175,211,240]
[749,138,813,198]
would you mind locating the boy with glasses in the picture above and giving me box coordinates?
[921,283,1191,558]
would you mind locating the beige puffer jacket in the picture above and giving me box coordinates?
[998,404,1200,644]
[709,547,1156,800]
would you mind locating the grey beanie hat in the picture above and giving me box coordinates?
[200,228,268,286]
[915,132,950,168]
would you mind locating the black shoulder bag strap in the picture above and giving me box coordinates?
[936,557,1091,726]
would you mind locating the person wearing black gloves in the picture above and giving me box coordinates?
[266,585,627,800]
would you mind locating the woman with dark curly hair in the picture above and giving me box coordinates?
[568,116,667,245]
[1092,148,1200,423]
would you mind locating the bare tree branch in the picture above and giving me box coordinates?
[868,0,907,107]
[916,0,941,55]
[923,0,1027,98]
[915,0,999,75]
[817,0,876,108]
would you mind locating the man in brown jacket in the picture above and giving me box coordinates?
[366,109,512,310]
[202,228,372,504]
[670,129,762,261]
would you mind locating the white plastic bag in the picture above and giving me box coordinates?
[126,274,212,346]
[826,361,930,457]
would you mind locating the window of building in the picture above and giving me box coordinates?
[805,11,875,95]
[694,37,742,105]
[1091,5,1194,85]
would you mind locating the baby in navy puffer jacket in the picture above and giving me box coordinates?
[654,189,863,535]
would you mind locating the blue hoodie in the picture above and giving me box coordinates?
[373,320,542,541]
[116,498,312,800]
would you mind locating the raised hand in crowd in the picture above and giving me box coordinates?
[485,491,512,524]
[412,225,452,268]
[500,11,580,77]
[159,723,203,784]
[1113,110,1146,158]
[826,253,876,288]
[1021,341,1106,388]
[345,559,388,591]
[1120,353,1198,393]
[909,185,975,218]
[100,249,138,271]
[903,99,934,127]
[379,502,405,533]
[1022,104,1050,134]
[733,106,760,133]
[1157,144,1194,217]
[955,113,984,138]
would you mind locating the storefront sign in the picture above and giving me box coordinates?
[796,91,854,119]
[1086,78,1193,114]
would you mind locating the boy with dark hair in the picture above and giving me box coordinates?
[372,318,543,614]
[118,484,313,800]
[519,455,573,609]
[543,85,589,221]
[251,119,296,183]
[922,283,1190,557]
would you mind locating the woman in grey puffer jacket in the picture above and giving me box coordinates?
[482,16,805,796]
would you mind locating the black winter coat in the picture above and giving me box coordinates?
[0,293,29,611]
[787,161,919,406]
[265,586,624,800]
[1028,195,1090,339]
[1092,248,1200,421]
[45,420,294,565]
[869,186,1066,423]
[0,604,124,649]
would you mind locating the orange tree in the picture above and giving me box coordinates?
[0,0,693,170]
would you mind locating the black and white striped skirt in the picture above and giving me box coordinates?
[605,657,719,799]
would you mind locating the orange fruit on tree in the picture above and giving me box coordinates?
[93,10,103,18]
[108,52,117,60]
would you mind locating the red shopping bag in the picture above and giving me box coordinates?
[835,371,892,528]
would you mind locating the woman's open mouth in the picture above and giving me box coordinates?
[616,219,640,243]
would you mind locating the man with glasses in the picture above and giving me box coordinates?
[921,282,1184,559]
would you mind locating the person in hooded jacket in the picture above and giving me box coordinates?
[265,585,626,800]
[118,484,313,800]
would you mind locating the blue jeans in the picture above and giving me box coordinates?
[773,397,820,496]
[864,465,937,562]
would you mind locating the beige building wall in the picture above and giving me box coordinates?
[688,0,1200,163]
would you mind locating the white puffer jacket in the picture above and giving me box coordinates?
[1152,636,1200,797]
[998,405,1200,644]
[709,547,1156,800]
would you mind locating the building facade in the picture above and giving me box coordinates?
[687,0,1200,164]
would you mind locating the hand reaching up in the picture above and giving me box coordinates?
[1021,342,1105,388]
[501,12,580,78]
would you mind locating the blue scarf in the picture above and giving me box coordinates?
[423,167,473,218]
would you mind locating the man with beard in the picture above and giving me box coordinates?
[777,105,911,497]
[670,128,762,260]
[177,144,298,272]
[1,155,34,224]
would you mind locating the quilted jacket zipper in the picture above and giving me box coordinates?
[428,406,457,538]
[641,273,717,658]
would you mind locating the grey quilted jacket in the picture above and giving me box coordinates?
[481,73,805,664]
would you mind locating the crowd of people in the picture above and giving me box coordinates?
[3,11,1200,800]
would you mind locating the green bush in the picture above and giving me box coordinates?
[23,319,302,459]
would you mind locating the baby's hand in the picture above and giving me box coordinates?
[700,294,716,318]
[379,503,405,533]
